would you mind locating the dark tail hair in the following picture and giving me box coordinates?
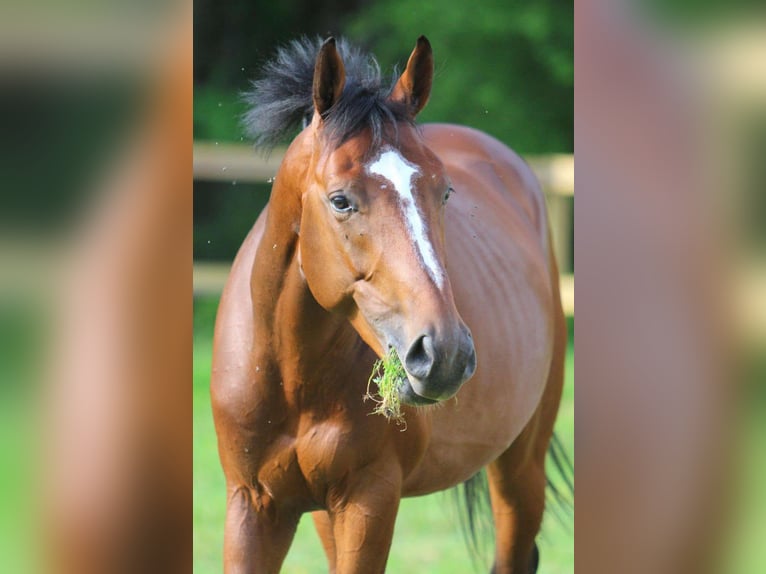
[545,432,575,530]
[453,432,574,569]
[453,471,493,570]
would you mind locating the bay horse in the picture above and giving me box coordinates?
[211,36,569,573]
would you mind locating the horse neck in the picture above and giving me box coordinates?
[249,139,363,405]
[274,254,364,396]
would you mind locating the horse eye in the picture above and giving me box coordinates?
[330,194,353,213]
[443,187,455,204]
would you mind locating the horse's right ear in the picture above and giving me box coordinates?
[390,36,433,117]
[313,37,346,117]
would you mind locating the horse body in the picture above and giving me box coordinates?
[212,37,566,573]
[396,123,555,494]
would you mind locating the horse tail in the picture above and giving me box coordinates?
[453,433,574,568]
[453,470,493,569]
[545,431,575,529]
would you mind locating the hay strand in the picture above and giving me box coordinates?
[364,348,407,426]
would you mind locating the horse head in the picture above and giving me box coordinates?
[294,37,476,404]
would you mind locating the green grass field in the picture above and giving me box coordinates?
[193,296,574,573]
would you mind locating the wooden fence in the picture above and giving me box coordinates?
[193,142,574,315]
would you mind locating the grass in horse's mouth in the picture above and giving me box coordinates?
[365,348,406,425]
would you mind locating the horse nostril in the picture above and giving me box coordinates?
[465,345,477,377]
[404,334,435,379]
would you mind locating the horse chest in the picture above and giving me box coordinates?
[243,433,307,504]
[294,420,363,486]
[243,423,356,496]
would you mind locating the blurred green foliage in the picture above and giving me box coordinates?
[194,0,572,152]
[345,0,573,153]
[194,0,572,261]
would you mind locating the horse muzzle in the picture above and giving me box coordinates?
[398,323,477,405]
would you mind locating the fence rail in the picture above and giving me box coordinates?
[193,143,574,196]
[193,142,574,315]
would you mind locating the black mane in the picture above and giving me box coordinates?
[243,37,412,150]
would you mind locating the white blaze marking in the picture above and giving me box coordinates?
[367,148,444,288]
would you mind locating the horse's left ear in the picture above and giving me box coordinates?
[313,37,346,117]
[390,36,433,117]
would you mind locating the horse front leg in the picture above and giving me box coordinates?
[326,462,402,574]
[223,483,299,574]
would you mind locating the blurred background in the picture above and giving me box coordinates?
[0,1,192,572]
[193,0,574,572]
[575,1,766,572]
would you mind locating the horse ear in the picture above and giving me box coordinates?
[313,37,346,117]
[390,36,433,117]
